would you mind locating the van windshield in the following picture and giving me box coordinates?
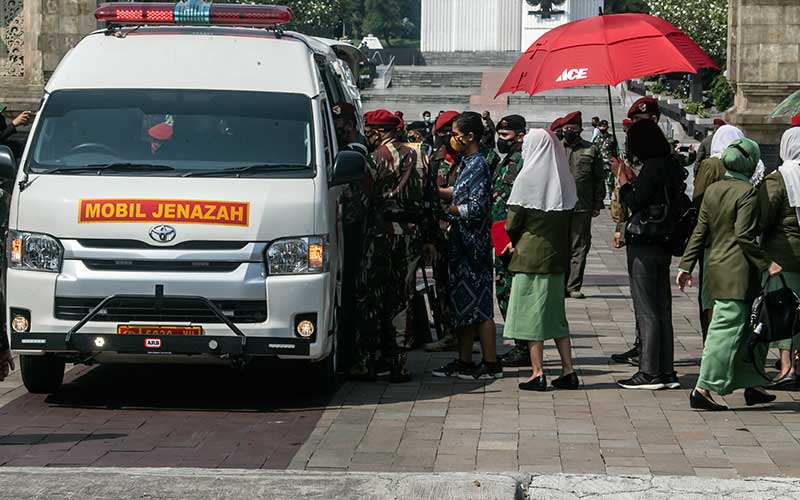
[27,89,315,177]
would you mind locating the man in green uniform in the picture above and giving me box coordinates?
[333,102,374,375]
[486,115,530,367]
[593,119,618,198]
[355,109,421,382]
[423,111,461,352]
[562,111,606,299]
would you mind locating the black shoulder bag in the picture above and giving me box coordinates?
[626,186,672,244]
[748,274,800,377]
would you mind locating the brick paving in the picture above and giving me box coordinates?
[0,212,797,476]
[291,211,800,477]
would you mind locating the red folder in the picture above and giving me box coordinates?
[491,220,511,257]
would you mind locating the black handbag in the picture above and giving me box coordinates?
[625,186,673,244]
[750,275,800,345]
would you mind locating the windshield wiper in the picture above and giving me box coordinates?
[182,164,307,178]
[39,163,177,175]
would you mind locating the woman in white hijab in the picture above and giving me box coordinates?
[503,129,579,391]
[759,126,800,389]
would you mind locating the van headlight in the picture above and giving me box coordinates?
[266,236,328,275]
[8,230,64,273]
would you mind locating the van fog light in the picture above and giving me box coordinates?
[94,337,106,348]
[11,315,29,333]
[208,340,219,350]
[296,320,315,338]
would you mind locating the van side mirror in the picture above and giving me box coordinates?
[330,150,366,187]
[0,146,16,184]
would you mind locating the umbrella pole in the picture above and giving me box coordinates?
[606,85,620,157]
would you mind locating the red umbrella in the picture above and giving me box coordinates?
[497,13,718,97]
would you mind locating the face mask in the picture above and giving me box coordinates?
[450,135,468,153]
[424,116,431,124]
[563,130,580,143]
[555,130,564,141]
[434,134,449,150]
[366,131,381,152]
[496,137,514,154]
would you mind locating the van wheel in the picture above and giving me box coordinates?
[314,333,340,394]
[20,355,65,394]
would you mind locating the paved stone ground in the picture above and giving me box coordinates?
[291,211,800,477]
[0,211,797,477]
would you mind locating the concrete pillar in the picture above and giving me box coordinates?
[725,0,800,162]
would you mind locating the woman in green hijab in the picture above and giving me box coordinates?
[677,138,782,411]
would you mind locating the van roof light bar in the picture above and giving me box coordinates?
[95,1,293,27]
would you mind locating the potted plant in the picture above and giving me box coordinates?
[683,101,704,122]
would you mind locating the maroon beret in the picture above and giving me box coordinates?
[627,97,660,119]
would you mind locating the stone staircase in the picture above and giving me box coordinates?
[391,69,484,88]
[421,51,522,67]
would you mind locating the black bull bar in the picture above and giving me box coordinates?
[11,288,310,357]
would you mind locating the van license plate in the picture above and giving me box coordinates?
[117,325,202,336]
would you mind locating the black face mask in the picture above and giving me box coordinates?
[563,130,580,144]
[497,137,515,154]
[555,130,564,141]
[434,134,449,150]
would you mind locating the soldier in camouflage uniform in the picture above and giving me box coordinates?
[489,115,531,368]
[332,102,374,374]
[592,119,619,199]
[422,111,461,352]
[355,109,421,383]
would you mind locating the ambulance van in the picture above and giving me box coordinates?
[0,2,367,393]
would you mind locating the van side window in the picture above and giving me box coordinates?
[320,101,335,177]
[316,57,346,105]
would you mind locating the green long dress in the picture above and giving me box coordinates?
[502,205,572,343]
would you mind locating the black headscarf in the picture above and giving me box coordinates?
[626,119,672,162]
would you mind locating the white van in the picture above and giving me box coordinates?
[0,2,367,394]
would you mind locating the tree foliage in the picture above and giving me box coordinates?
[362,0,416,41]
[248,0,346,37]
[604,0,649,14]
[644,0,728,66]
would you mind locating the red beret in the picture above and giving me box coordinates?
[148,123,173,141]
[563,111,582,127]
[628,97,660,119]
[435,111,460,131]
[364,109,401,128]
[550,116,564,131]
[712,118,726,127]
[792,112,800,127]
[622,118,632,126]
[332,102,357,120]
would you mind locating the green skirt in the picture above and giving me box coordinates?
[767,271,800,350]
[503,273,569,342]
[697,299,769,396]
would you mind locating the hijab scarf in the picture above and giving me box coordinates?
[712,124,765,185]
[777,128,800,221]
[721,138,761,183]
[507,129,577,212]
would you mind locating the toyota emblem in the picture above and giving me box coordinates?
[149,225,177,243]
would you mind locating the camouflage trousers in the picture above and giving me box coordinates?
[494,254,511,320]
[431,234,452,337]
[354,232,412,362]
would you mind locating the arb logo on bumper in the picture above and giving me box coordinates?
[144,338,162,349]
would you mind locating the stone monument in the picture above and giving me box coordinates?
[0,0,96,114]
[726,0,800,157]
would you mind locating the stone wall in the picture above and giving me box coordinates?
[39,0,97,79]
[726,0,800,149]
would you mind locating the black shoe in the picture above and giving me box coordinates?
[432,359,474,378]
[500,347,531,368]
[744,388,776,406]
[611,347,640,365]
[551,372,580,390]
[519,375,547,391]
[389,357,411,384]
[374,357,392,378]
[660,371,681,389]
[457,361,503,380]
[768,373,799,390]
[690,390,728,411]
[617,371,665,390]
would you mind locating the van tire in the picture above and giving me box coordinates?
[20,355,65,394]
[314,333,340,394]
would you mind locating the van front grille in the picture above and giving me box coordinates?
[82,260,241,273]
[54,297,267,324]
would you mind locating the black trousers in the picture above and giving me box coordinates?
[627,243,675,377]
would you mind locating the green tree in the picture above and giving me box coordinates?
[644,0,728,66]
[604,0,649,13]
[248,0,346,37]
[362,0,415,42]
